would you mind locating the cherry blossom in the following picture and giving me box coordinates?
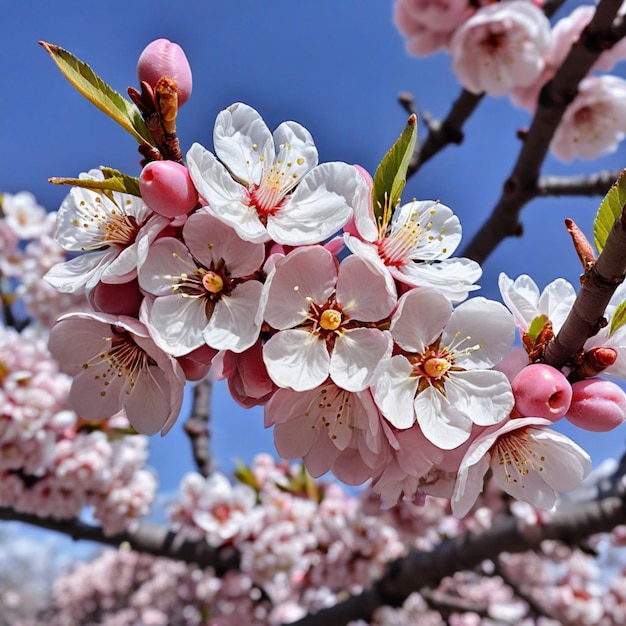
[373,288,515,449]
[186,102,364,245]
[0,190,47,239]
[550,75,626,161]
[451,417,592,517]
[44,170,169,293]
[450,1,551,96]
[139,209,265,356]
[393,0,475,56]
[346,193,481,302]
[498,272,576,336]
[265,382,385,485]
[262,245,395,392]
[48,311,185,435]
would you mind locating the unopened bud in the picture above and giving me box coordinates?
[137,38,192,106]
[511,363,572,421]
[140,160,198,218]
[566,378,626,432]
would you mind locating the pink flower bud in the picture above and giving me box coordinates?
[566,378,626,432]
[511,363,572,421]
[139,160,198,218]
[137,38,192,106]
[89,278,143,317]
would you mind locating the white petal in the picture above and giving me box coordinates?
[124,365,171,435]
[390,288,452,353]
[45,249,117,293]
[213,102,274,184]
[445,369,514,426]
[336,254,396,322]
[203,281,263,353]
[263,329,330,391]
[273,412,320,459]
[445,297,515,369]
[267,162,358,245]
[451,453,491,518]
[415,386,472,449]
[146,294,208,357]
[183,211,265,277]
[263,246,337,330]
[139,237,196,296]
[498,273,540,331]
[273,120,318,172]
[373,356,418,429]
[330,328,392,392]
[394,258,482,302]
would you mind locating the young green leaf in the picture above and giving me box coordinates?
[609,300,626,337]
[594,168,626,253]
[40,42,155,147]
[50,169,141,198]
[526,314,549,343]
[371,114,417,224]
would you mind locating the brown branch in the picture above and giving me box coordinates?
[543,200,626,369]
[0,507,239,575]
[461,0,624,265]
[288,477,626,626]
[533,170,622,198]
[403,89,484,177]
[183,376,214,478]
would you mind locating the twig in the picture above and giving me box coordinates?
[533,170,621,198]
[0,507,239,575]
[543,199,626,369]
[461,0,624,265]
[183,376,214,478]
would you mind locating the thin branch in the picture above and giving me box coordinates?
[461,0,624,265]
[288,475,626,626]
[403,89,484,177]
[183,376,214,478]
[0,508,239,575]
[533,170,621,198]
[543,200,626,369]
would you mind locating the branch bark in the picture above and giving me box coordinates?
[0,508,239,575]
[533,170,622,198]
[183,376,214,478]
[288,478,626,626]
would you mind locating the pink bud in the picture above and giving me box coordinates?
[89,278,143,317]
[566,378,626,432]
[511,363,572,421]
[137,38,192,106]
[140,160,198,218]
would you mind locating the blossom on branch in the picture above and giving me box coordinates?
[186,102,363,245]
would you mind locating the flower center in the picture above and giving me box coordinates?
[247,144,305,218]
[422,357,450,379]
[377,203,438,267]
[84,327,156,398]
[320,309,342,331]
[202,271,224,294]
[495,429,546,485]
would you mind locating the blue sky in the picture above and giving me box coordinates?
[2,0,626,498]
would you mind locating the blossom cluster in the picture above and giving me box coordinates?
[0,323,156,534]
[38,36,626,519]
[394,0,626,161]
[30,454,626,626]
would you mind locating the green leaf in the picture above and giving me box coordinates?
[371,114,417,224]
[50,169,141,198]
[40,41,154,146]
[526,314,549,343]
[609,300,626,337]
[594,168,626,253]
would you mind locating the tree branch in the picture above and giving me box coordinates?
[0,508,239,575]
[533,170,621,198]
[543,198,626,369]
[288,474,626,626]
[461,0,624,265]
[183,376,214,478]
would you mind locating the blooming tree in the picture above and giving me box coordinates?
[4,0,626,623]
